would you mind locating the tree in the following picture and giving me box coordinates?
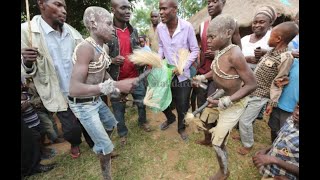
[21,0,135,35]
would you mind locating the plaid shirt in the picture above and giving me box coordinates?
[260,117,299,179]
[251,48,294,107]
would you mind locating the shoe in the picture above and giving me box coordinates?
[179,131,188,141]
[160,120,175,131]
[53,137,65,144]
[120,136,127,146]
[140,123,151,132]
[33,163,55,174]
[237,146,252,155]
[70,146,81,159]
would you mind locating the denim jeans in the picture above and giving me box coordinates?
[69,97,117,155]
[163,76,192,133]
[111,81,147,137]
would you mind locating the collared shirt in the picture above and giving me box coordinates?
[260,117,299,179]
[251,48,294,107]
[40,17,74,98]
[157,18,199,82]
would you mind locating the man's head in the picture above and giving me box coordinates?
[207,0,226,19]
[292,102,299,128]
[150,10,160,26]
[159,0,178,24]
[139,36,146,47]
[111,0,132,23]
[207,14,235,51]
[268,21,299,47]
[83,6,114,42]
[37,0,67,28]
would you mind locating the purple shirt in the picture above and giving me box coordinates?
[157,18,200,82]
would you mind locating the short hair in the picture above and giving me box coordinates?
[275,21,299,44]
[83,6,111,30]
[208,14,236,34]
[150,10,159,16]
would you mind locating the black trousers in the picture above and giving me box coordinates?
[163,76,192,133]
[21,119,41,177]
[56,107,94,148]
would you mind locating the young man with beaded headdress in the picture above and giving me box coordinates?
[195,15,257,179]
[68,6,137,179]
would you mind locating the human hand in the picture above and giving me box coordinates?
[291,51,299,58]
[193,74,206,82]
[21,100,31,111]
[207,97,218,108]
[204,50,215,59]
[21,47,38,68]
[274,77,289,88]
[264,104,273,116]
[254,148,269,156]
[112,55,125,65]
[254,47,266,60]
[172,68,181,76]
[252,154,276,168]
[114,78,137,94]
[246,56,258,64]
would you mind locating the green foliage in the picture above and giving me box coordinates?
[21,0,135,33]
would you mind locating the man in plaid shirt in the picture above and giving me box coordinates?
[253,103,299,180]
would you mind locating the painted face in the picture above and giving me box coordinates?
[207,0,224,18]
[207,27,227,51]
[292,103,299,128]
[113,0,132,23]
[94,14,115,43]
[150,12,160,26]
[40,0,67,27]
[159,0,177,24]
[252,14,271,37]
[268,27,281,47]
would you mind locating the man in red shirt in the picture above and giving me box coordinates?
[107,0,151,146]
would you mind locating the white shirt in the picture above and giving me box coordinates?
[40,17,74,98]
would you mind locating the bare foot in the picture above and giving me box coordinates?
[209,170,230,180]
[231,134,241,141]
[195,139,212,147]
[237,146,252,155]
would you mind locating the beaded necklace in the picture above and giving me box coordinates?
[72,37,111,74]
[210,44,240,80]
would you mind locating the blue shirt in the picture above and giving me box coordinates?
[277,59,299,112]
[40,17,74,98]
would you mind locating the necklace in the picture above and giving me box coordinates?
[85,37,111,73]
[210,44,240,80]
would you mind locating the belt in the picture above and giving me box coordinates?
[68,96,99,104]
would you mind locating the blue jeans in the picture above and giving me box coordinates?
[111,81,147,137]
[69,97,117,155]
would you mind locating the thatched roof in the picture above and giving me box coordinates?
[188,0,299,34]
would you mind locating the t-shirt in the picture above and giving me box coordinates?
[241,30,273,69]
[117,27,138,80]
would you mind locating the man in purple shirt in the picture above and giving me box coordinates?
[157,0,200,140]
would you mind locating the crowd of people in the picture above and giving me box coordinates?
[21,0,299,179]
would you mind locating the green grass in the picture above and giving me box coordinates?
[26,107,272,180]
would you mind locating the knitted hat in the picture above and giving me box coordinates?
[254,6,277,25]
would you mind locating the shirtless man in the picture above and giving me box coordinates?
[197,15,257,179]
[68,7,137,179]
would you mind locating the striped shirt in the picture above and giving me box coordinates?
[251,48,294,107]
[21,92,40,128]
[260,117,299,179]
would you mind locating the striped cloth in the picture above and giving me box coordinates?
[260,117,299,179]
[21,91,40,128]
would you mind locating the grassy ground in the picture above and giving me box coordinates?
[26,105,272,180]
